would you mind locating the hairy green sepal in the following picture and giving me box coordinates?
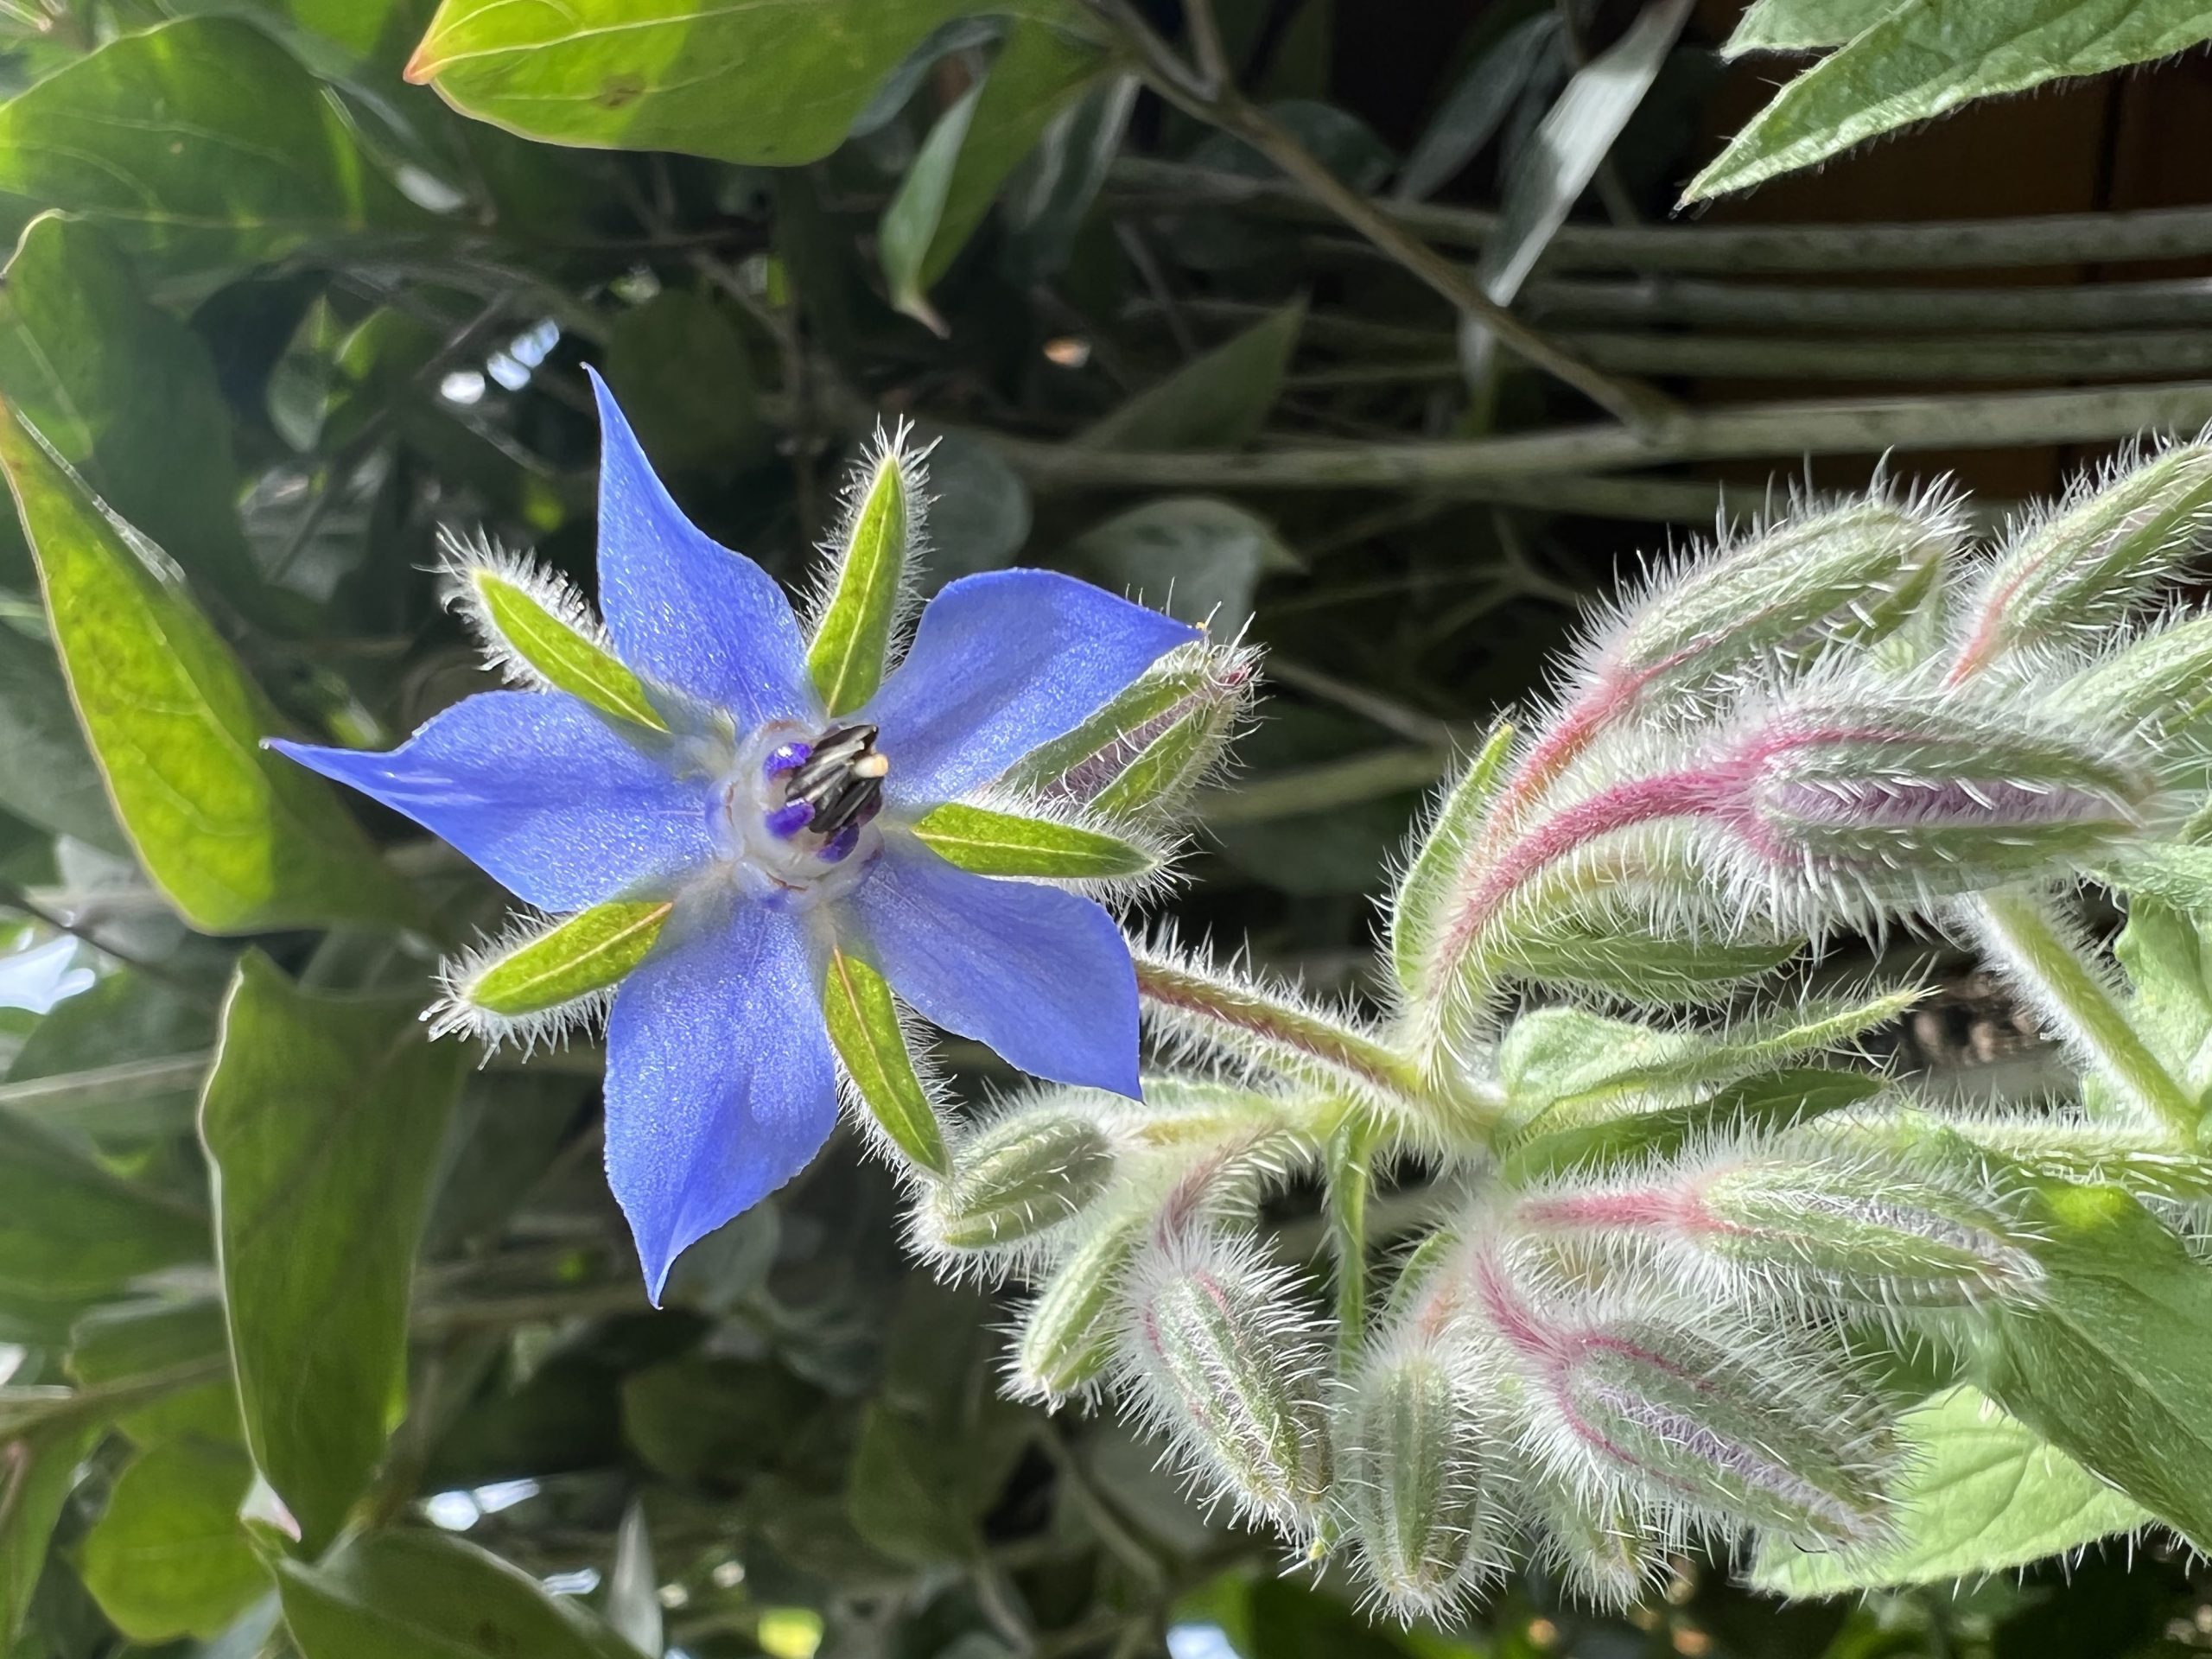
[808,444,914,715]
[912,802,1154,880]
[823,948,948,1178]
[473,569,664,731]
[467,902,671,1017]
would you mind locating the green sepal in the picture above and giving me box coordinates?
[469,567,665,731]
[464,901,672,1018]
[1390,721,1514,1000]
[1004,644,1249,820]
[823,948,949,1178]
[808,438,918,715]
[912,801,1156,880]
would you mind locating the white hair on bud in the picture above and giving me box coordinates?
[436,526,612,691]
[953,777,1187,912]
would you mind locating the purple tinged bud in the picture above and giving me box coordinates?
[765,741,811,776]
[1466,1243,1896,1551]
[765,800,814,838]
[1010,1207,1147,1404]
[1119,1229,1333,1535]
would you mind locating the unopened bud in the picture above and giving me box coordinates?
[1119,1230,1332,1534]
[2057,613,2212,753]
[1719,690,2162,915]
[1525,1480,1667,1612]
[920,1099,1116,1253]
[1006,639,1256,823]
[1606,496,1958,702]
[1466,1243,1894,1550]
[1337,1335,1503,1622]
[1948,439,2212,683]
[1008,1207,1147,1404]
[1516,1143,2040,1309]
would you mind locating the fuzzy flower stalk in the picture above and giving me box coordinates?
[882,440,2212,1627]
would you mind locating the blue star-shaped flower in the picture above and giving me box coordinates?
[274,375,1194,1295]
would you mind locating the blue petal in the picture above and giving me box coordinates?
[604,896,836,1301]
[588,367,815,729]
[270,691,711,910]
[849,834,1141,1097]
[862,569,1198,806]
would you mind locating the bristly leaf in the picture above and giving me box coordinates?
[1391,721,1514,1002]
[448,901,672,1025]
[823,947,949,1178]
[911,801,1158,880]
[1751,1384,2150,1595]
[809,426,925,715]
[450,539,666,731]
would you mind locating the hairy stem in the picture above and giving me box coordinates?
[1325,1116,1376,1376]
[1969,887,2200,1142]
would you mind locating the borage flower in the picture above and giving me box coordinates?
[274,373,1197,1297]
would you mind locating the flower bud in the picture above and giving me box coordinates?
[1119,1230,1332,1534]
[1948,439,2212,683]
[1009,1205,1148,1403]
[1336,1334,1504,1622]
[1466,1243,1894,1550]
[1525,1481,1668,1612]
[1006,639,1256,823]
[2056,612,2212,756]
[1514,1141,2041,1310]
[918,1098,1116,1254]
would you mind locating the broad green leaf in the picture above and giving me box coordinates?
[809,436,920,716]
[1389,721,1514,1001]
[0,410,429,934]
[69,1298,240,1448]
[466,565,666,732]
[0,214,264,620]
[621,1354,822,1486]
[1062,496,1299,635]
[6,969,215,1139]
[408,0,1088,166]
[0,18,422,274]
[880,20,1109,326]
[79,1439,264,1643]
[1751,1385,2148,1594]
[200,954,466,1553]
[1082,301,1304,451]
[1725,0,1908,54]
[1688,0,2212,201]
[604,289,768,476]
[912,801,1156,879]
[1498,1067,1882,1185]
[823,947,948,1178]
[1972,1181,2212,1549]
[0,622,124,854]
[1,1419,100,1645]
[276,1528,639,1659]
[0,1105,207,1304]
[462,901,671,1019]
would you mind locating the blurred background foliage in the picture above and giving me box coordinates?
[6,0,2212,1656]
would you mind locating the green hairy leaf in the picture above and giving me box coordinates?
[1751,1385,2150,1593]
[0,410,428,934]
[463,901,672,1019]
[468,566,667,732]
[912,801,1157,878]
[810,435,921,715]
[1391,721,1514,1002]
[409,0,1092,166]
[823,947,950,1177]
[1725,0,1906,54]
[200,954,467,1553]
[1688,0,2212,200]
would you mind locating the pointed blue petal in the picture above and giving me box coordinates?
[849,835,1141,1098]
[862,569,1197,806]
[270,691,712,910]
[588,368,815,729]
[604,897,837,1301]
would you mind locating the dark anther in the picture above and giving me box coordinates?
[784,723,887,844]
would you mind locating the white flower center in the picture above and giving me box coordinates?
[715,719,887,906]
